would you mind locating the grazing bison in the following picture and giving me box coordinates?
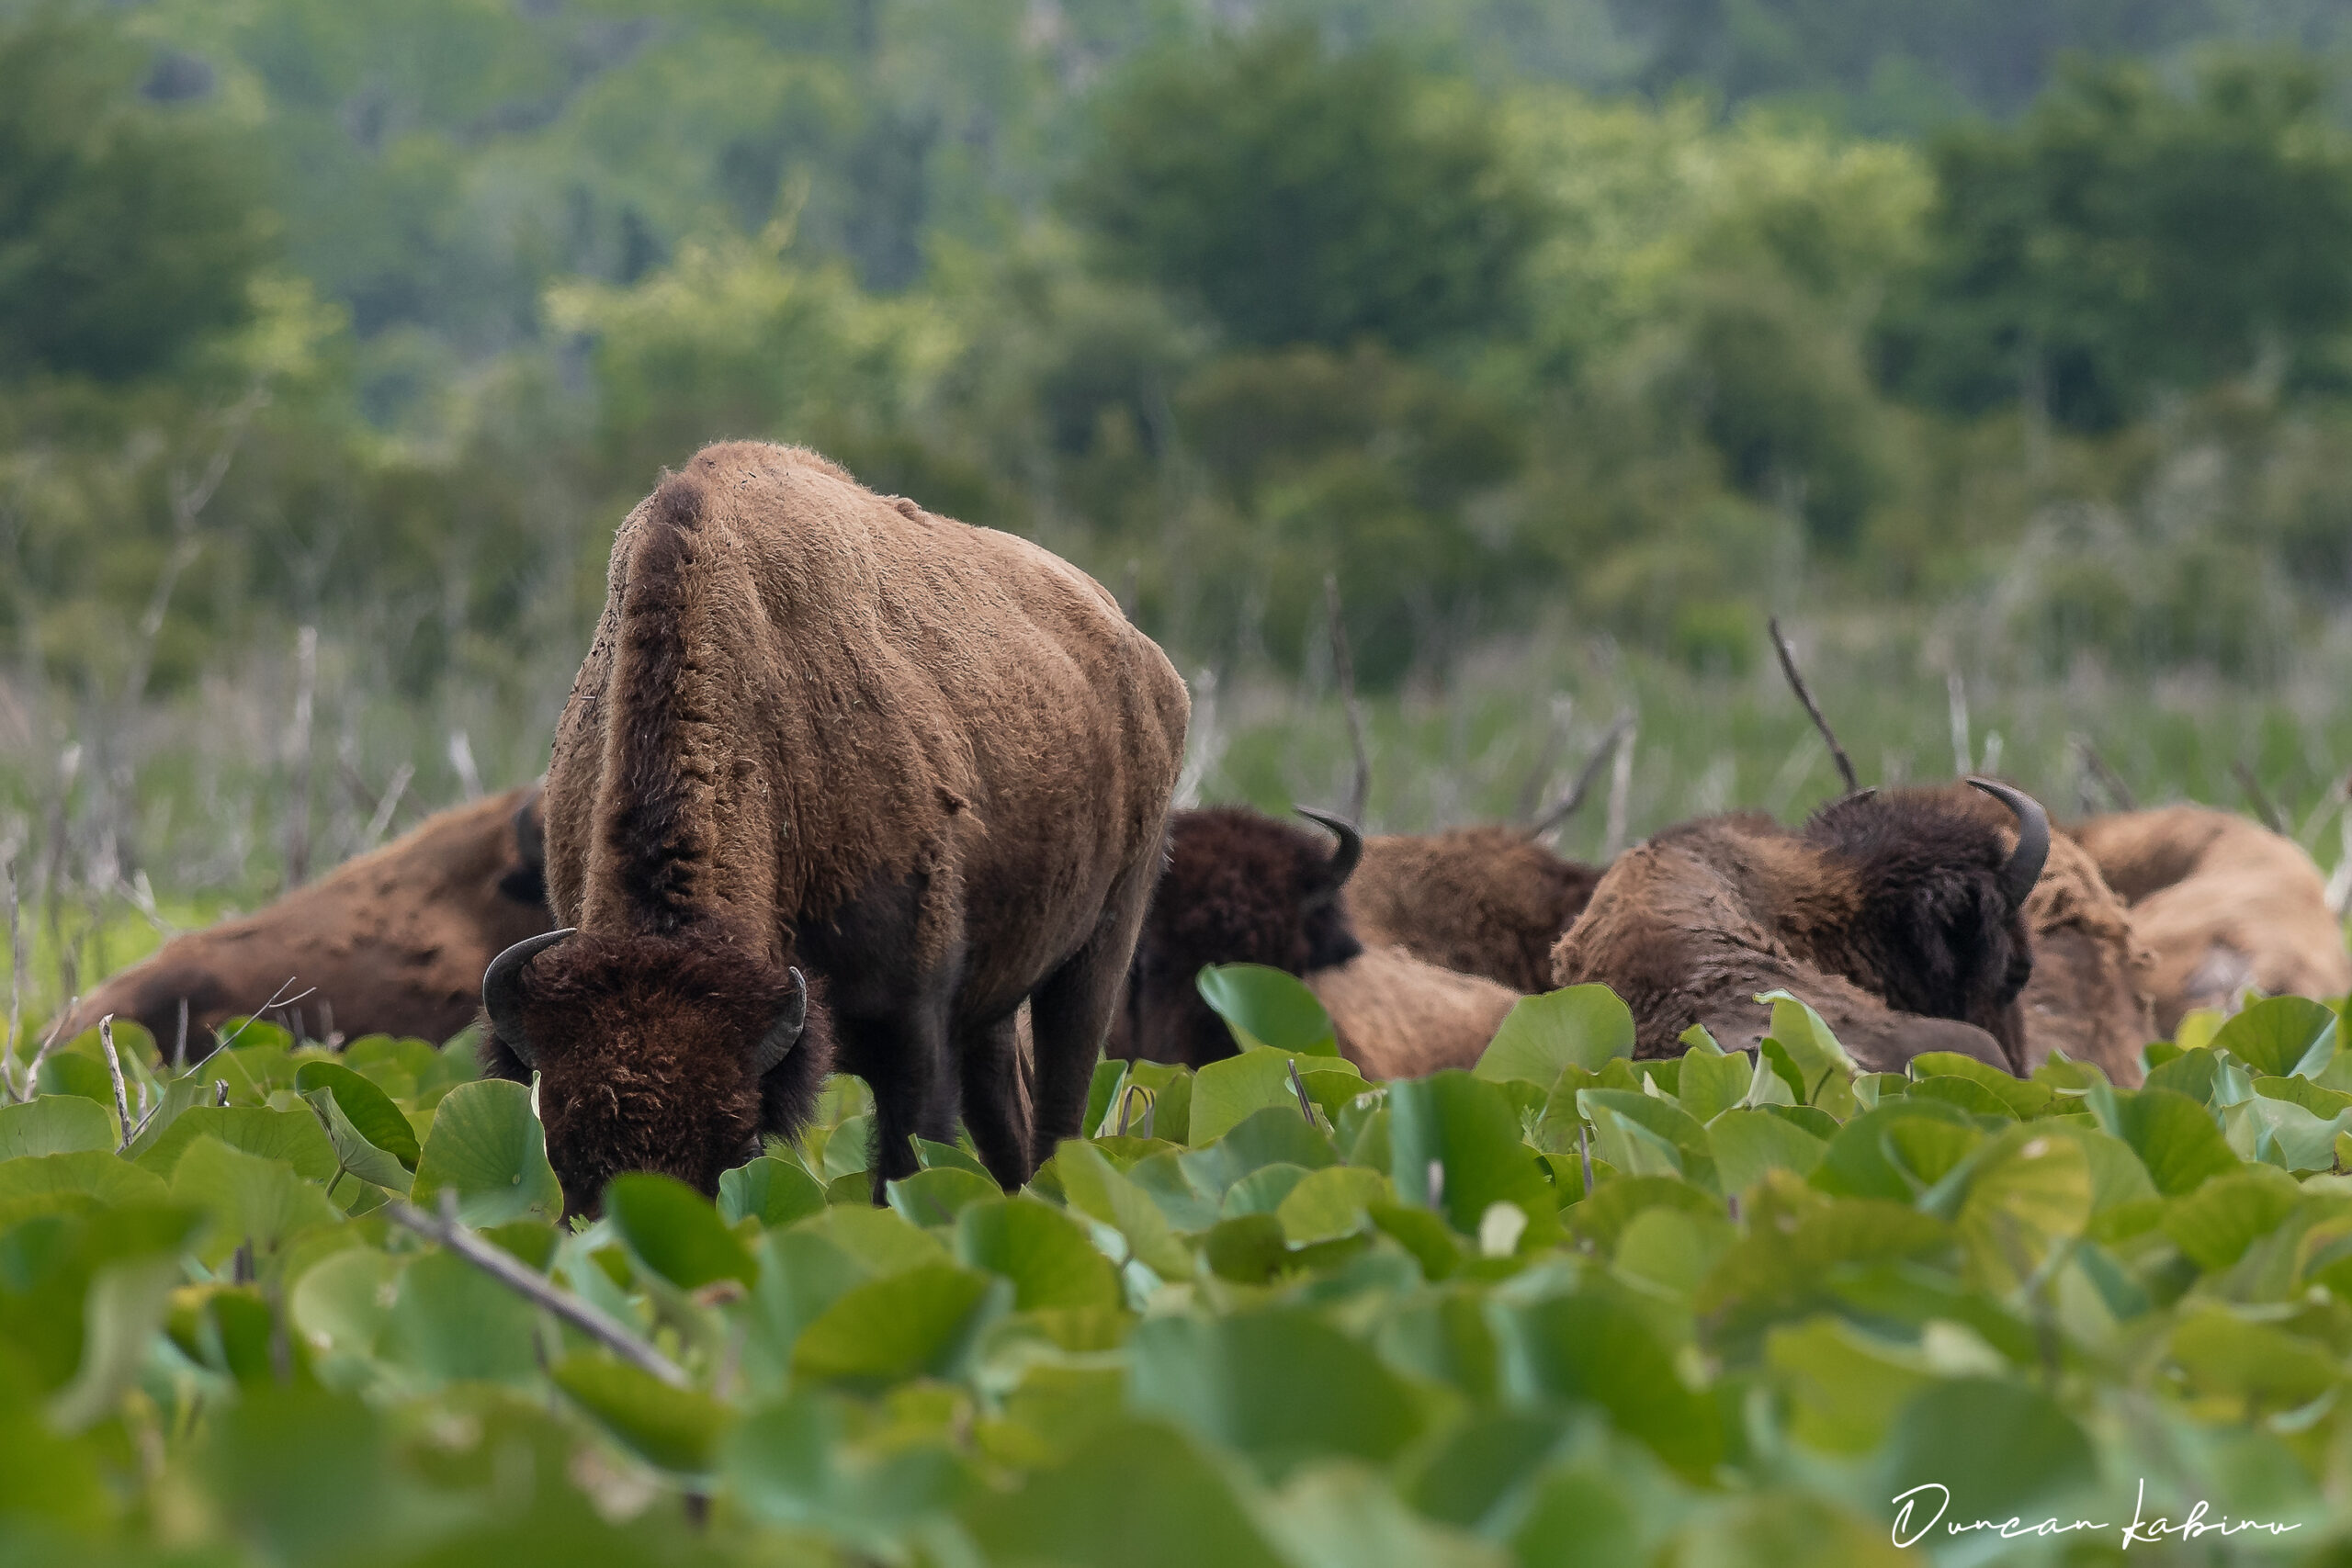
[1549,780,2049,1072]
[51,785,551,1058]
[1346,827,1604,994]
[479,443,1187,1211]
[1120,806,1518,1077]
[2014,827,2154,1084]
[2070,806,2352,1032]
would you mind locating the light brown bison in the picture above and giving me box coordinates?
[51,785,551,1060]
[2071,805,2352,1032]
[1119,806,1518,1077]
[2015,828,2154,1084]
[1345,826,1604,994]
[479,443,1188,1210]
[1549,781,2047,1072]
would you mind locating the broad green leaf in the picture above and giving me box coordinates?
[956,1198,1121,1311]
[1192,1049,1351,1145]
[1699,1200,1954,1326]
[2163,1169,2301,1272]
[134,1107,339,1186]
[380,1250,540,1384]
[0,1151,167,1210]
[1220,1163,1312,1218]
[551,1354,734,1474]
[1057,1140,1194,1280]
[1502,1292,1722,1480]
[1180,1107,1338,1198]
[170,1136,341,1268]
[724,1392,973,1546]
[299,1089,411,1195]
[291,1061,420,1168]
[1612,1204,1733,1297]
[1952,1128,2092,1294]
[2227,1091,2352,1174]
[959,1418,1289,1568]
[1756,991,1856,1117]
[1262,1463,1509,1568]
[1389,1071,1557,1238]
[1876,1379,2097,1538]
[1473,986,1634,1086]
[606,1172,756,1290]
[1197,964,1340,1055]
[1709,1109,1829,1194]
[791,1263,1002,1385]
[48,1247,189,1434]
[2212,996,2339,1079]
[1809,1102,1980,1201]
[289,1248,401,1372]
[1564,1176,1724,1253]
[2144,1045,2221,1105]
[1274,1166,1392,1245]
[2089,1087,2240,1197]
[1676,1043,1752,1123]
[2167,1307,2340,1413]
[1907,1052,2056,1118]
[1765,1314,1934,1454]
[1577,1089,1717,1192]
[408,1079,562,1225]
[0,1097,115,1159]
[719,1156,827,1230]
[1128,1309,1423,1480]
[887,1166,1002,1226]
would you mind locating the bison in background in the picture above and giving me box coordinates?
[50,784,551,1059]
[1345,827,1604,995]
[2013,826,2155,1084]
[2071,805,2352,1033]
[1550,780,2048,1073]
[480,443,1187,1212]
[1121,806,1519,1078]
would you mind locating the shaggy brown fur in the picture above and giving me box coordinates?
[1344,826,1603,993]
[53,784,550,1056]
[1549,786,2040,1072]
[1121,807,1363,1066]
[2071,806,2352,1032]
[1306,943,1520,1078]
[496,443,1188,1210]
[2014,829,2154,1084]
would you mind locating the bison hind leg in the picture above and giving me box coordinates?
[957,1009,1032,1190]
[836,1010,957,1204]
[1027,855,1158,1156]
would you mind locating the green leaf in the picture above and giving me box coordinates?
[1908,1052,2057,1118]
[298,1090,411,1195]
[2144,1045,2221,1105]
[0,1151,168,1210]
[1197,964,1340,1055]
[1951,1127,2092,1294]
[959,1418,1289,1568]
[0,1097,116,1159]
[606,1172,756,1290]
[1473,986,1634,1086]
[1263,1463,1509,1568]
[1057,1140,1194,1280]
[1699,1200,1954,1326]
[408,1078,562,1225]
[1577,1089,1717,1192]
[1877,1379,2098,1537]
[1756,991,1856,1117]
[291,1061,420,1168]
[719,1156,827,1230]
[955,1197,1122,1311]
[170,1136,341,1267]
[1389,1071,1556,1238]
[1708,1109,1829,1194]
[1764,1315,1933,1454]
[2162,1169,2300,1271]
[551,1354,734,1474]
[2167,1307,2341,1413]
[1192,1049,1353,1145]
[790,1263,1003,1386]
[725,1392,973,1546]
[1676,1043,1752,1124]
[1127,1309,1424,1480]
[1502,1292,1722,1479]
[134,1106,339,1186]
[886,1166,1002,1227]
[1274,1166,1392,1245]
[2211,996,2339,1079]
[1809,1102,1981,1201]
[2089,1086,2240,1197]
[381,1250,540,1384]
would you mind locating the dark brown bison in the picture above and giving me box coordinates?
[2015,828,2154,1084]
[1120,806,1518,1077]
[478,443,1188,1210]
[1549,780,2049,1072]
[1345,827,1604,994]
[51,784,551,1059]
[2071,806,2352,1032]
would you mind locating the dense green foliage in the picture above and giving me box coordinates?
[7,975,2352,1562]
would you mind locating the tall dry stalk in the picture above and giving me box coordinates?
[283,626,318,888]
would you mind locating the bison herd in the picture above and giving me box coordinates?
[48,443,2352,1213]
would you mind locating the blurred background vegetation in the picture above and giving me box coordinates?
[9,0,2352,1010]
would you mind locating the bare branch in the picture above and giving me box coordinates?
[1324,575,1370,826]
[362,762,414,848]
[1512,696,1573,826]
[1768,618,1857,795]
[98,1016,134,1149]
[2233,761,2288,836]
[1600,717,1638,859]
[1286,1056,1316,1124]
[1530,712,1634,841]
[384,1196,689,1388]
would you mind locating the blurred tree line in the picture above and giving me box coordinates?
[7,0,2352,713]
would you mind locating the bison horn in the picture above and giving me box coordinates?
[1294,807,1364,891]
[1967,778,2050,907]
[753,967,808,1077]
[482,928,573,1069]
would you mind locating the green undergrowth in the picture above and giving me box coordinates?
[4,972,2352,1564]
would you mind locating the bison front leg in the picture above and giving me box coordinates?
[836,1010,956,1203]
[957,1009,1032,1190]
[1027,857,1157,1157]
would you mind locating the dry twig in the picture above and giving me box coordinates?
[1768,618,1857,794]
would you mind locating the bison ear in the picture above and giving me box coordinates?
[753,968,808,1077]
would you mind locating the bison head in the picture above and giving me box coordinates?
[1125,806,1364,1066]
[478,926,831,1213]
[1800,778,2049,1068]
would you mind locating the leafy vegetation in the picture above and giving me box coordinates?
[5,971,2352,1562]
